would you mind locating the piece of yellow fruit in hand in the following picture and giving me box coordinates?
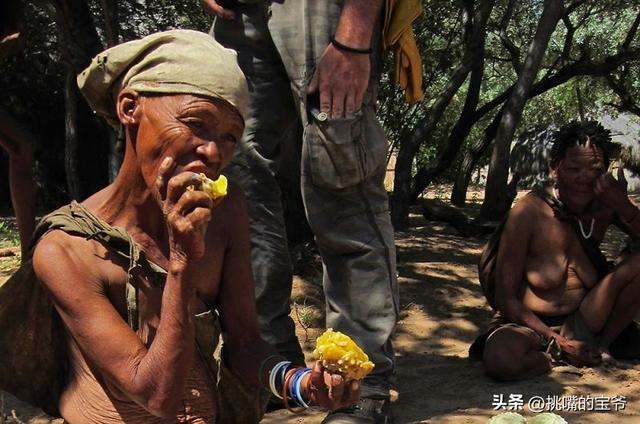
[186,174,227,199]
[197,173,227,199]
[313,328,374,381]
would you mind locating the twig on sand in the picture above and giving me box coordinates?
[292,302,310,343]
[11,409,25,424]
[0,248,17,258]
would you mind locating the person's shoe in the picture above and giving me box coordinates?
[321,397,394,424]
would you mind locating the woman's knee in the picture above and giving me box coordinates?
[483,347,526,380]
[482,329,539,381]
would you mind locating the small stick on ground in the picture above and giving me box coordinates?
[292,302,310,343]
[11,409,25,424]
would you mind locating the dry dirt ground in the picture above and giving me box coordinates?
[2,204,640,423]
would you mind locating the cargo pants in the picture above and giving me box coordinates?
[212,0,399,397]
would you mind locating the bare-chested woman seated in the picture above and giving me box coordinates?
[31,30,358,423]
[470,121,640,381]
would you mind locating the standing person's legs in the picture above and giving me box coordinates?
[212,4,305,366]
[268,0,398,415]
[300,86,399,424]
[301,87,398,399]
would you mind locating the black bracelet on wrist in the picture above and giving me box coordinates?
[329,35,372,54]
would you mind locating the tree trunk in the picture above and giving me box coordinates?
[451,109,503,206]
[101,0,122,181]
[64,70,81,200]
[100,0,120,46]
[480,0,564,221]
[390,0,495,228]
[451,44,640,206]
[575,80,585,121]
[410,0,522,206]
[52,0,109,198]
[410,40,487,202]
[450,154,474,207]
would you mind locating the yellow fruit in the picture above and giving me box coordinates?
[313,328,374,381]
[198,173,228,199]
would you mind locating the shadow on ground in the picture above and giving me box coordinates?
[2,206,639,423]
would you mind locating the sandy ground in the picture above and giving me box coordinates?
[263,210,640,424]
[2,207,640,423]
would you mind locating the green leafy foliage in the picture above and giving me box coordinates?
[380,0,639,218]
[0,219,20,248]
[0,0,639,216]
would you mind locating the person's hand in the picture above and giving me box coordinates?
[156,157,218,262]
[200,0,235,19]
[595,172,637,220]
[307,43,370,119]
[300,361,360,410]
[556,336,601,367]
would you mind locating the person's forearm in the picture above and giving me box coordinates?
[620,202,640,237]
[126,264,197,416]
[334,0,384,49]
[501,299,557,341]
[228,337,278,391]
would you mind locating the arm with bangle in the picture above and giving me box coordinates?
[258,356,313,411]
[258,354,359,412]
[218,194,358,412]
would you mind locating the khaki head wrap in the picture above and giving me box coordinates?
[77,29,249,125]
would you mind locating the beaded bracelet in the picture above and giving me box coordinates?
[330,35,372,54]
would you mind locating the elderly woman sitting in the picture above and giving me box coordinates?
[472,121,640,381]
[28,30,358,423]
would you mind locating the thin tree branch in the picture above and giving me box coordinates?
[560,14,575,64]
[606,73,640,117]
[622,10,640,51]
[563,0,588,17]
[499,0,521,73]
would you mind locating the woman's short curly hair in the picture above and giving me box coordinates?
[549,120,617,168]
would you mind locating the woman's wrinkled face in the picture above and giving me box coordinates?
[133,94,243,190]
[551,142,606,210]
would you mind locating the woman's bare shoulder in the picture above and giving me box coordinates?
[33,229,108,290]
[509,191,549,222]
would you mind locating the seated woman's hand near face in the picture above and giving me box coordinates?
[155,156,221,263]
[595,172,636,217]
